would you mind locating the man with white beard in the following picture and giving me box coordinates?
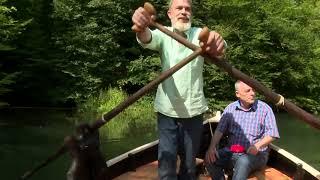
[132,0,226,179]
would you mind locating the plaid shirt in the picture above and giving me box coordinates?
[217,100,280,152]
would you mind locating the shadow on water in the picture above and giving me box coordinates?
[0,108,74,180]
[0,108,157,180]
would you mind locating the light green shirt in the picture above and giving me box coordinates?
[138,27,208,118]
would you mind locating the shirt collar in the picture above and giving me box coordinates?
[173,28,191,39]
[235,100,258,112]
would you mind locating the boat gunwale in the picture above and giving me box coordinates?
[106,140,159,167]
[270,143,320,179]
[105,121,320,180]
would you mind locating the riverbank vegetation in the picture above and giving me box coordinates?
[70,88,156,139]
[2,2,319,178]
[1,0,319,116]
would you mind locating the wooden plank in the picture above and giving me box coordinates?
[113,160,292,180]
[113,161,158,180]
[248,167,292,180]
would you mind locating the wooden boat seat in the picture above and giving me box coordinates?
[198,158,292,180]
[113,161,158,180]
[113,159,292,180]
[248,167,292,180]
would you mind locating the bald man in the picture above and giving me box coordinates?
[205,80,280,180]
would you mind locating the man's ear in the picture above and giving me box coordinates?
[167,9,172,19]
[235,91,239,98]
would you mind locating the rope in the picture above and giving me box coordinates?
[209,121,214,137]
[275,94,285,107]
[101,114,106,122]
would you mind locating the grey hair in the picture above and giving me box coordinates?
[235,80,242,91]
[168,0,193,8]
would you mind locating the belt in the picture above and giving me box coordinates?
[230,144,245,153]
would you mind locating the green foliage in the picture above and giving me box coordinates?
[51,0,173,101]
[0,65,14,106]
[1,0,73,106]
[0,0,29,106]
[0,0,18,46]
[294,96,320,115]
[0,0,31,48]
[52,0,140,100]
[1,0,319,115]
[119,55,161,87]
[0,70,19,94]
[192,0,320,113]
[71,88,156,139]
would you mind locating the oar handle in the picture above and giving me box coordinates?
[132,2,156,32]
[90,27,209,130]
[138,3,320,130]
[19,25,209,179]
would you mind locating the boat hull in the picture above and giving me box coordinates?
[103,122,320,180]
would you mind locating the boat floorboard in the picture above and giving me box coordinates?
[113,159,293,180]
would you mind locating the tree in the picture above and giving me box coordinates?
[0,0,29,106]
[52,0,134,101]
[192,0,320,112]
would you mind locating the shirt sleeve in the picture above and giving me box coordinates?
[217,109,231,134]
[136,28,162,51]
[264,106,280,139]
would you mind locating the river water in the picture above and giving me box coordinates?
[1,110,319,180]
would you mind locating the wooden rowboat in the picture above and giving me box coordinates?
[103,118,320,180]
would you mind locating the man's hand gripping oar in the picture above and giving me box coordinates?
[20,1,320,179]
[20,6,211,180]
[133,2,320,131]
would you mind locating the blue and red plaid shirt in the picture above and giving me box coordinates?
[217,100,280,152]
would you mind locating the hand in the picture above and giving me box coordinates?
[200,30,225,57]
[132,7,152,32]
[246,145,259,155]
[205,146,219,164]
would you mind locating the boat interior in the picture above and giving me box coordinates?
[103,122,320,180]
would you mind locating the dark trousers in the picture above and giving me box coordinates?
[157,113,204,180]
[206,147,269,180]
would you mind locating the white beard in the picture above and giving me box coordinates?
[172,21,191,32]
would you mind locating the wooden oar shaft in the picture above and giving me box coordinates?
[152,19,320,130]
[20,23,209,180]
[152,22,200,51]
[20,145,67,179]
[212,60,320,130]
[20,48,203,180]
[91,48,203,130]
[20,3,320,178]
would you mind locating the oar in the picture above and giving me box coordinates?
[19,27,209,180]
[136,2,320,130]
[20,144,67,180]
[21,2,320,179]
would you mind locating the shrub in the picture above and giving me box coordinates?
[71,87,156,139]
